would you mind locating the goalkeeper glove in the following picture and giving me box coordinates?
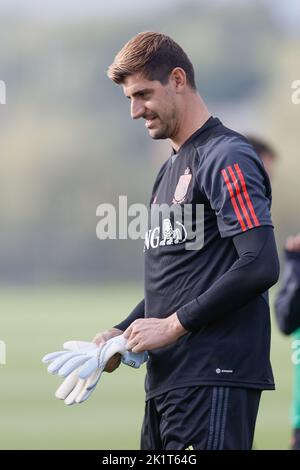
[42,335,148,405]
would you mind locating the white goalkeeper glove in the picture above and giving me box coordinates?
[42,335,148,405]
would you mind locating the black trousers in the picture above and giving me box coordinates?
[141,386,261,450]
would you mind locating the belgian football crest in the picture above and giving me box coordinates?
[172,167,192,204]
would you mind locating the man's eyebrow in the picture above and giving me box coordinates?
[125,88,152,99]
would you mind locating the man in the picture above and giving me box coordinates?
[247,137,300,450]
[246,137,300,450]
[275,234,300,449]
[94,32,280,450]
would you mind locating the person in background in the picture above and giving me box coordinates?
[246,136,277,179]
[275,234,300,450]
[247,135,300,450]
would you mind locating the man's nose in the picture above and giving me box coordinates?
[131,100,145,120]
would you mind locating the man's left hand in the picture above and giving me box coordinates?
[123,313,187,352]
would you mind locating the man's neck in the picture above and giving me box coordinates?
[170,94,211,152]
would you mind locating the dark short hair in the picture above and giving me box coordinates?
[107,31,196,90]
[246,135,277,160]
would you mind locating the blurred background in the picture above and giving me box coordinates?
[0,0,299,449]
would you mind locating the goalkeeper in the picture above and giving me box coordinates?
[45,33,280,450]
[100,32,280,450]
[43,33,279,449]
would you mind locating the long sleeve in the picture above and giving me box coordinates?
[113,299,145,332]
[177,226,279,331]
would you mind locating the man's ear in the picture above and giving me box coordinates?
[170,67,186,91]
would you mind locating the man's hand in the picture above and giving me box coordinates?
[286,234,300,253]
[92,327,123,372]
[123,313,187,353]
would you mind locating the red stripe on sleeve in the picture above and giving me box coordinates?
[234,163,260,227]
[227,166,253,229]
[221,169,246,231]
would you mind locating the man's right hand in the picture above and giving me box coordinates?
[92,328,123,372]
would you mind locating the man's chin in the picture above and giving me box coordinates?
[148,128,168,140]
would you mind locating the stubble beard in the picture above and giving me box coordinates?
[148,106,177,140]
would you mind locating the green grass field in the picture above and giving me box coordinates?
[0,284,294,449]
